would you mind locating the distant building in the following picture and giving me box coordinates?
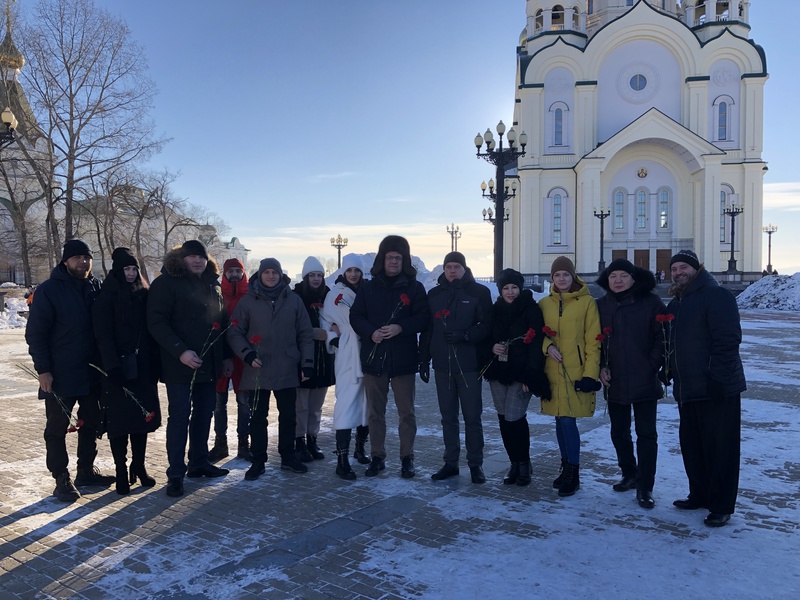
[507,0,767,281]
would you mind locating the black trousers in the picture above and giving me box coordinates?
[608,399,658,491]
[678,395,741,515]
[249,388,297,463]
[44,393,101,477]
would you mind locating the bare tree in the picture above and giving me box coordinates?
[19,0,167,240]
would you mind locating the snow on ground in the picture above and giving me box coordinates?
[737,273,800,311]
[0,296,27,330]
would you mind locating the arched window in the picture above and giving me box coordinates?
[552,5,565,29]
[554,109,563,146]
[713,95,734,142]
[718,102,728,140]
[658,188,671,228]
[572,8,580,29]
[587,0,594,16]
[553,194,562,244]
[636,189,648,229]
[614,189,625,230]
[547,102,570,150]
[535,9,543,31]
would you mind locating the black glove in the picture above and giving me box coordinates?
[707,379,727,401]
[330,337,340,348]
[302,367,314,380]
[574,377,601,393]
[443,330,468,344]
[243,351,258,367]
[419,362,430,384]
[657,368,672,386]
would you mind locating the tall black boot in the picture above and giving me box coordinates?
[109,434,130,495]
[512,418,532,487]
[498,416,518,485]
[129,433,156,487]
[354,425,370,464]
[335,429,356,481]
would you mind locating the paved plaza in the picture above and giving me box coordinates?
[0,310,798,599]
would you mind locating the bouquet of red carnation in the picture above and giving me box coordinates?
[366,293,411,364]
[478,328,536,378]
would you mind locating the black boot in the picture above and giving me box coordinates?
[295,436,314,463]
[237,436,253,461]
[208,435,229,461]
[116,465,130,495]
[354,425,370,465]
[517,461,532,487]
[53,472,81,502]
[552,458,568,489]
[558,463,580,497]
[503,463,520,485]
[129,433,156,487]
[109,435,130,495]
[306,435,325,460]
[336,446,356,481]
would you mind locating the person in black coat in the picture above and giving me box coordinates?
[25,239,116,502]
[483,269,550,486]
[666,250,746,527]
[350,235,430,479]
[293,256,336,462]
[92,248,162,494]
[419,252,493,484]
[596,259,665,509]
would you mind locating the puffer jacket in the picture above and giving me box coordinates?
[350,271,429,378]
[147,249,229,385]
[418,268,493,374]
[227,278,314,391]
[26,264,102,398]
[294,280,335,389]
[483,289,550,399]
[666,268,746,404]
[538,279,601,418]
[215,272,249,393]
[596,267,665,404]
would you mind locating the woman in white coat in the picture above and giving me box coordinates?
[320,254,369,480]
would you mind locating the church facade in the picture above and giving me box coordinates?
[506,0,767,281]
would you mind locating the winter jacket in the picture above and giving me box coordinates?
[294,280,335,389]
[26,264,102,398]
[539,279,601,418]
[92,272,161,436]
[666,268,746,404]
[227,278,314,391]
[349,271,429,378]
[483,289,551,399]
[419,269,493,374]
[146,249,229,385]
[215,273,249,394]
[596,267,665,404]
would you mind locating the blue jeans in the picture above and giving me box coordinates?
[555,416,580,465]
[165,382,216,478]
[213,390,253,438]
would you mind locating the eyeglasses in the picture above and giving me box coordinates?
[385,256,403,262]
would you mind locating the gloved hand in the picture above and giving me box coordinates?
[443,330,468,344]
[330,337,340,348]
[657,368,672,386]
[243,351,258,367]
[707,379,727,401]
[419,362,430,384]
[302,367,314,380]
[574,377,602,393]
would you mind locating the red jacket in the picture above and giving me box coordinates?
[216,259,249,393]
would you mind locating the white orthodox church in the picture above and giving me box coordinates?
[506,0,767,281]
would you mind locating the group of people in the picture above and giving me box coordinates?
[26,235,744,528]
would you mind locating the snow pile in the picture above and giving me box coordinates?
[0,296,28,330]
[736,273,800,311]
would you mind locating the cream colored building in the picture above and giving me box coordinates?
[508,0,767,280]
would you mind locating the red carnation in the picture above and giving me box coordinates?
[76,419,85,428]
[145,411,155,423]
[400,293,411,306]
[249,335,262,344]
[441,309,450,317]
[335,293,344,305]
[596,334,606,342]
[543,326,557,337]
[656,313,675,323]
[230,318,239,327]
[523,328,536,344]
[212,322,221,331]
[603,326,613,335]
[310,302,323,310]
[435,310,442,319]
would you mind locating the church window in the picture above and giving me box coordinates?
[630,74,647,92]
[553,194,562,244]
[614,190,625,230]
[636,189,647,229]
[718,102,728,140]
[587,1,594,15]
[552,5,565,29]
[713,96,734,142]
[535,10,543,32]
[658,188,670,228]
[555,109,563,146]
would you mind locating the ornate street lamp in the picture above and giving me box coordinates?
[723,203,744,273]
[593,208,611,272]
[446,223,461,252]
[481,206,509,225]
[475,120,526,280]
[762,223,778,275]
[330,234,348,269]
[0,107,18,150]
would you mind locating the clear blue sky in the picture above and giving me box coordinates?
[59,1,800,276]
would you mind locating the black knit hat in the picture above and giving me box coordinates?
[670,249,700,271]
[111,247,139,271]
[496,268,524,293]
[443,251,467,269]
[61,238,93,262]
[605,258,635,277]
[180,239,209,260]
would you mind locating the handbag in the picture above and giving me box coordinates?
[119,351,138,380]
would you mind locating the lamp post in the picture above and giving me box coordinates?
[330,234,348,269]
[475,120,527,280]
[0,107,18,150]
[593,208,611,272]
[481,206,509,225]
[723,203,744,273]
[763,223,778,275]
[446,223,461,252]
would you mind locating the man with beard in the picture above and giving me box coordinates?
[666,250,746,527]
[26,238,115,502]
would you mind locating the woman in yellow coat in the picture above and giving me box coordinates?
[539,256,601,497]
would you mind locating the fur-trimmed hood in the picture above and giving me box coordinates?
[161,247,220,280]
[597,264,656,298]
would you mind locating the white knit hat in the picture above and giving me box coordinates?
[340,253,363,274]
[302,256,325,278]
